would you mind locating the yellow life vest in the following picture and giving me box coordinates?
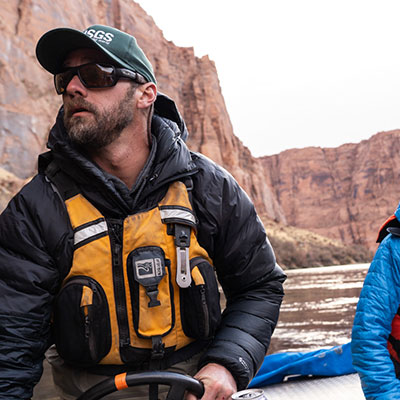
[51,180,221,368]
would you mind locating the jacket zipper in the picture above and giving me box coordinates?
[199,285,210,337]
[108,220,131,351]
[84,314,90,339]
[84,313,97,360]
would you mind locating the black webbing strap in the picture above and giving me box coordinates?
[182,176,194,205]
[45,160,80,201]
[150,336,165,364]
[149,383,159,400]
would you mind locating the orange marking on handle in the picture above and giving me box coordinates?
[115,372,128,390]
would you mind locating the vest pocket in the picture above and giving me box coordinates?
[180,257,221,339]
[127,246,175,338]
[52,276,111,366]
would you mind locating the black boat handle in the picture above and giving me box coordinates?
[77,370,204,400]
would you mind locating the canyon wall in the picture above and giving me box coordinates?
[0,0,285,222]
[261,130,400,250]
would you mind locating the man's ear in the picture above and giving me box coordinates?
[136,83,157,109]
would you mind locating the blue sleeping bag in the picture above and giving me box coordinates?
[249,342,356,387]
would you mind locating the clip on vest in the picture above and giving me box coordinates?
[146,285,161,308]
[174,224,192,288]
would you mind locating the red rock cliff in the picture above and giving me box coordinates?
[261,130,400,250]
[0,0,285,222]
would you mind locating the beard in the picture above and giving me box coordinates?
[63,85,135,149]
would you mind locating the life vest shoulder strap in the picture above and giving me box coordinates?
[45,159,80,201]
[377,215,400,243]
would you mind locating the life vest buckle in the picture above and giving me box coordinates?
[146,285,161,308]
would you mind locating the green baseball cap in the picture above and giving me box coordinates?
[36,24,156,84]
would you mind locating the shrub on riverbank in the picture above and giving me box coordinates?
[261,218,374,269]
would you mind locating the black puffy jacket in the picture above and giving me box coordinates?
[0,94,286,399]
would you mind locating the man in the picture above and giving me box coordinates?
[0,24,286,399]
[352,210,400,399]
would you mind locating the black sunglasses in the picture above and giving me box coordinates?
[54,63,147,95]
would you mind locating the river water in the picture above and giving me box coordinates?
[33,263,370,398]
[268,263,369,354]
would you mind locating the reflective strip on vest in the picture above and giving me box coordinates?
[159,207,196,225]
[74,220,108,246]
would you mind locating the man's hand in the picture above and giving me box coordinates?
[185,363,237,400]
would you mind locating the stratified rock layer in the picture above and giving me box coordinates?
[261,130,400,249]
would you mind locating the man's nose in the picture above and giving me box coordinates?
[65,74,87,97]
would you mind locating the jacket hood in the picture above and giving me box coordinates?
[154,93,189,142]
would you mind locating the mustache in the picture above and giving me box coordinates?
[64,99,97,119]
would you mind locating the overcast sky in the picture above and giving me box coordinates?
[136,1,400,157]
